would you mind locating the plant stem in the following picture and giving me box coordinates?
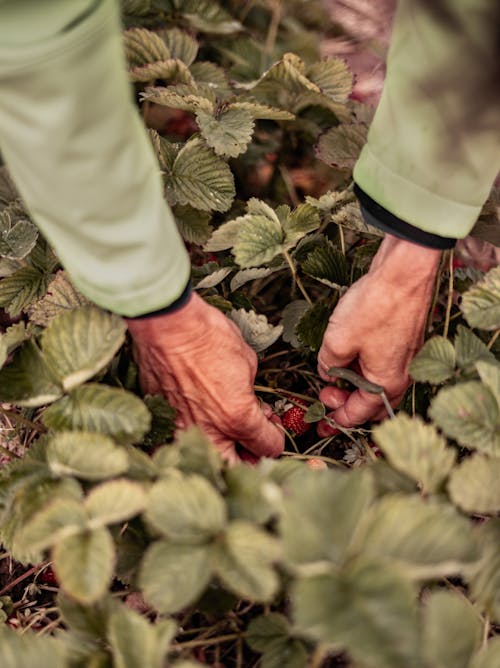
[337,223,346,256]
[0,564,40,596]
[0,406,46,434]
[283,250,312,305]
[254,384,314,403]
[426,252,446,334]
[279,165,300,207]
[265,0,281,57]
[172,633,241,651]
[309,643,330,668]
[442,249,454,339]
[487,329,499,350]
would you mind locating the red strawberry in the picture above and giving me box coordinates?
[39,566,58,585]
[282,399,311,436]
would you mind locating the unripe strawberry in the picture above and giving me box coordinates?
[282,399,311,436]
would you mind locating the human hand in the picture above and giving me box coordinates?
[126,293,284,464]
[317,235,441,431]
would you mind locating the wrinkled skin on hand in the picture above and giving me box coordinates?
[317,234,441,431]
[126,293,284,464]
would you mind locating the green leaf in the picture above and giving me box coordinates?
[175,426,224,487]
[0,265,50,316]
[46,432,129,481]
[166,136,235,212]
[230,267,278,292]
[57,591,114,639]
[42,384,151,444]
[304,401,326,423]
[229,101,294,121]
[280,468,373,567]
[195,267,232,289]
[139,540,212,613]
[229,308,283,352]
[174,205,213,244]
[142,394,176,447]
[131,58,194,85]
[197,108,254,158]
[190,62,231,98]
[15,498,86,558]
[469,519,500,624]
[315,123,368,170]
[107,603,176,668]
[282,203,321,246]
[0,322,27,369]
[280,299,310,348]
[448,454,500,514]
[409,336,456,383]
[124,28,171,67]
[471,638,500,668]
[214,521,281,602]
[2,477,83,563]
[301,240,348,287]
[246,613,309,668]
[0,210,38,260]
[233,214,284,267]
[360,495,479,579]
[181,0,243,34]
[455,325,495,370]
[292,560,420,668]
[27,270,89,327]
[476,359,500,406]
[429,381,500,455]
[53,527,115,604]
[295,300,332,352]
[461,266,500,330]
[145,473,227,543]
[142,85,214,114]
[204,218,241,252]
[422,589,481,668]
[372,414,456,494]
[0,626,67,668]
[225,465,278,524]
[85,479,147,527]
[41,306,126,391]
[0,339,62,406]
[306,58,353,102]
[159,27,198,66]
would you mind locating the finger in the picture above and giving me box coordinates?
[316,412,341,438]
[317,345,356,382]
[319,386,351,410]
[236,401,285,459]
[329,389,385,427]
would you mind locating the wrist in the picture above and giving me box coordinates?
[371,234,441,289]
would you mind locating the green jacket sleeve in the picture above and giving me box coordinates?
[353,0,500,244]
[0,0,191,317]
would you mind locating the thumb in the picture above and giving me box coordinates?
[236,400,285,459]
[317,335,357,382]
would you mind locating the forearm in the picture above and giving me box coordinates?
[354,0,500,245]
[0,0,190,317]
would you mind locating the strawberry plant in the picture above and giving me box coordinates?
[0,0,499,666]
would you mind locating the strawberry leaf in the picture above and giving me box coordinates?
[461,265,500,330]
[448,454,500,514]
[139,540,212,614]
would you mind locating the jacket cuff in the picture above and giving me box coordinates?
[354,184,456,250]
[126,280,193,320]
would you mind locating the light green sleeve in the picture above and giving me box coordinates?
[0,0,191,317]
[353,0,500,240]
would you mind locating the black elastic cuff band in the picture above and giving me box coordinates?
[127,280,193,319]
[354,184,457,250]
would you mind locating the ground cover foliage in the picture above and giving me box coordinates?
[0,0,499,666]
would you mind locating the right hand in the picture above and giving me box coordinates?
[126,293,284,464]
[317,234,441,432]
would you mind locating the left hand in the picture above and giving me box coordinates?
[126,293,284,464]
